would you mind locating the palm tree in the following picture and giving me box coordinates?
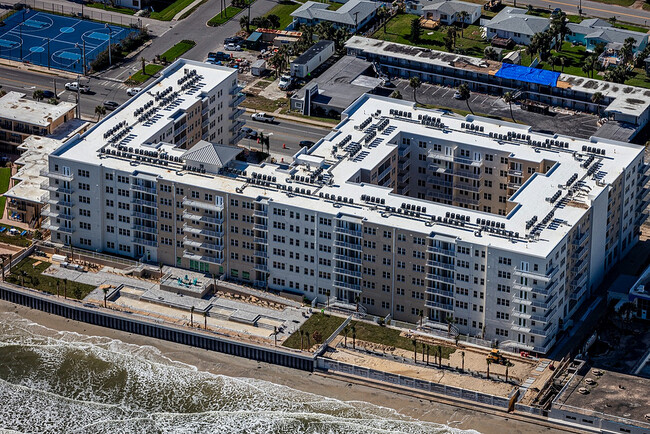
[446,26,457,48]
[457,11,469,37]
[486,359,491,379]
[190,305,194,327]
[32,90,45,101]
[620,37,636,65]
[95,105,106,121]
[582,55,596,78]
[437,345,442,366]
[425,344,430,365]
[457,83,472,114]
[525,42,537,65]
[300,330,305,350]
[343,326,349,347]
[355,294,360,312]
[483,47,498,60]
[446,314,454,334]
[505,364,510,382]
[410,17,421,43]
[326,289,331,308]
[461,350,465,371]
[102,286,108,308]
[418,310,424,326]
[409,76,421,103]
[550,11,567,50]
[56,280,59,297]
[558,55,566,72]
[549,55,556,71]
[412,338,417,362]
[240,15,249,33]
[351,325,356,349]
[377,7,389,33]
[591,91,604,116]
[140,56,146,75]
[503,91,516,122]
[203,310,208,329]
[63,278,67,299]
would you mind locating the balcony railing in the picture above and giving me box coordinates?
[182,224,223,238]
[427,259,454,271]
[254,250,268,258]
[230,119,246,133]
[230,93,246,107]
[333,280,361,292]
[183,237,223,251]
[132,198,157,208]
[182,210,223,225]
[334,267,362,278]
[182,197,223,212]
[42,209,74,220]
[230,130,245,145]
[334,254,362,265]
[253,209,268,217]
[133,224,157,234]
[427,245,456,256]
[132,237,157,247]
[47,198,73,208]
[229,107,245,120]
[572,231,589,247]
[425,300,454,311]
[132,211,158,221]
[183,251,223,264]
[253,237,267,244]
[334,240,362,251]
[40,180,73,194]
[426,273,454,284]
[131,184,157,195]
[254,263,269,272]
[425,287,454,298]
[42,219,74,233]
[514,266,557,282]
[254,223,268,232]
[453,169,482,179]
[40,169,73,181]
[334,226,362,237]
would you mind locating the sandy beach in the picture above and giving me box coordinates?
[0,300,567,434]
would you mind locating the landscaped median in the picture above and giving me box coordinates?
[150,0,197,21]
[160,40,196,62]
[127,63,164,85]
[207,6,243,26]
[125,40,195,85]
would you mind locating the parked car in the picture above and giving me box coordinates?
[208,51,231,61]
[103,101,119,111]
[224,36,243,45]
[453,90,464,100]
[224,43,242,51]
[126,87,142,96]
[252,112,275,123]
[278,75,292,90]
[41,90,55,99]
[299,140,315,148]
[64,82,90,93]
[382,80,395,88]
[240,127,257,139]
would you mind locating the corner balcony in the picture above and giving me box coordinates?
[47,198,74,208]
[42,219,74,233]
[40,169,73,181]
[229,107,245,120]
[230,92,245,107]
[40,180,73,194]
[514,266,558,282]
[230,130,245,145]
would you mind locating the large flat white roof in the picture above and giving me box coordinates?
[0,92,76,127]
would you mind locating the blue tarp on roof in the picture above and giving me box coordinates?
[495,63,560,87]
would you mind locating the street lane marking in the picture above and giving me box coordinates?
[533,0,649,21]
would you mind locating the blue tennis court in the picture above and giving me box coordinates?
[0,9,137,73]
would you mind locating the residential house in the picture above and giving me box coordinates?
[407,0,481,25]
[484,7,550,46]
[566,18,649,53]
[290,40,335,78]
[291,0,381,33]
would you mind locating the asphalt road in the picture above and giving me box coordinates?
[239,113,331,158]
[505,0,650,26]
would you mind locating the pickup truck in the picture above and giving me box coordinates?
[208,51,231,61]
[65,82,90,93]
[251,112,275,123]
[278,75,292,90]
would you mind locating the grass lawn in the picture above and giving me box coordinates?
[0,225,31,247]
[161,40,196,62]
[86,2,136,15]
[373,14,488,57]
[588,0,635,6]
[0,167,10,219]
[179,0,207,19]
[207,6,242,26]
[241,94,288,112]
[150,0,196,20]
[7,258,95,299]
[127,64,164,85]
[283,312,345,349]
[264,0,301,29]
[624,68,650,88]
[343,320,456,358]
[520,41,588,77]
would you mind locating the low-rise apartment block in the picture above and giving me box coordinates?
[0,91,76,152]
[44,67,647,354]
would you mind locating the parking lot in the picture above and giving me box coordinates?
[393,79,600,139]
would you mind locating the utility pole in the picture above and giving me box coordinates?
[105,24,112,66]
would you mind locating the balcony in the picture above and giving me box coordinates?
[425,287,454,298]
[230,130,245,145]
[42,219,74,233]
[334,254,362,265]
[512,310,531,319]
[426,273,454,284]
[132,198,157,208]
[254,223,268,232]
[40,180,73,194]
[47,198,73,208]
[253,237,267,244]
[229,82,245,95]
[334,226,362,237]
[132,237,157,247]
[42,209,74,220]
[334,239,363,250]
[398,145,410,157]
[571,244,588,261]
[229,107,245,120]
[182,197,223,212]
[182,210,223,225]
[254,263,269,272]
[454,182,481,193]
[254,250,268,258]
[570,273,588,291]
[254,209,268,217]
[453,195,479,206]
[507,182,522,190]
[572,231,589,247]
[425,300,454,311]
[230,93,246,107]
[40,169,73,181]
[333,280,361,292]
[183,237,223,251]
[334,267,362,278]
[508,169,523,177]
[132,224,157,234]
[183,251,223,264]
[230,119,245,133]
[182,224,223,238]
[514,266,557,282]
[131,184,157,195]
[427,259,454,271]
[427,245,456,256]
[132,211,158,221]
[453,169,481,179]
[511,324,531,333]
[571,259,588,275]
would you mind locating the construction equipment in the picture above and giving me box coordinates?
[486,349,509,365]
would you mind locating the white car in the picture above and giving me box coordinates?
[252,112,275,123]
[224,43,241,51]
[64,82,90,93]
[278,75,292,90]
[126,87,142,96]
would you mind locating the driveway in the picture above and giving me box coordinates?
[394,79,600,139]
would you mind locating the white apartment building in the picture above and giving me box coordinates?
[43,79,647,354]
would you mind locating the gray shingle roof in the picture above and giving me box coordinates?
[567,20,648,47]
[291,0,380,26]
[421,0,479,15]
[181,140,241,168]
[293,40,335,66]
[486,7,550,36]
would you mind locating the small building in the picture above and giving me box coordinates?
[251,59,268,76]
[407,0,481,25]
[291,40,335,78]
[255,28,303,46]
[290,55,381,116]
[484,7,551,46]
[291,0,381,33]
[0,91,76,153]
[566,18,649,53]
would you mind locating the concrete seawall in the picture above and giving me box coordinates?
[0,282,315,372]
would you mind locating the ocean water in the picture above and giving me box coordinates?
[0,312,477,434]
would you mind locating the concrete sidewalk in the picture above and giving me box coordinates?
[244,108,338,129]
